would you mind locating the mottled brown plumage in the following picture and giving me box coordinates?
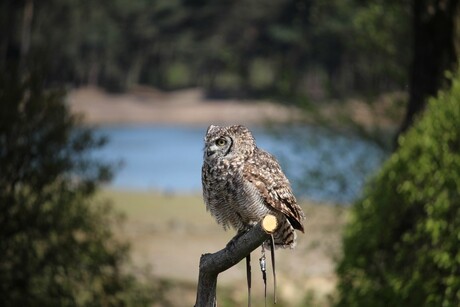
[202,125,305,248]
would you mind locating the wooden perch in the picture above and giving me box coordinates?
[195,214,278,307]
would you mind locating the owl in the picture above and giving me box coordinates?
[202,125,305,248]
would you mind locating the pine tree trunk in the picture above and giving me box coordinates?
[20,0,34,64]
[399,0,459,136]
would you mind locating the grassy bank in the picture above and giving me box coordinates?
[98,189,348,306]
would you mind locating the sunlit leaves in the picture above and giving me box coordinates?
[336,71,460,306]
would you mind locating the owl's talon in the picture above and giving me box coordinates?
[226,229,248,249]
[226,237,237,249]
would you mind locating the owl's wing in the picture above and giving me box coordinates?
[243,148,305,232]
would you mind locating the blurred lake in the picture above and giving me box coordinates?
[94,125,386,204]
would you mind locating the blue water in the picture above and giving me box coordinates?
[93,125,386,204]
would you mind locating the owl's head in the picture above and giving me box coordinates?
[203,125,256,162]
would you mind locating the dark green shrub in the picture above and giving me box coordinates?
[335,72,460,307]
[0,67,154,306]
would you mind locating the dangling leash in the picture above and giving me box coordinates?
[270,234,277,304]
[246,253,251,307]
[259,234,277,306]
[259,245,267,306]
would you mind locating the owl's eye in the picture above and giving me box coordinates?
[216,138,227,147]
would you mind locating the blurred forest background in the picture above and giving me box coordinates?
[4,0,413,99]
[3,0,458,137]
[1,0,459,306]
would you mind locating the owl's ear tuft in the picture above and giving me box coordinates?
[206,125,219,134]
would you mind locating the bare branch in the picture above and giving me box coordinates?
[195,215,277,307]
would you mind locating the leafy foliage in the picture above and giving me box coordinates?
[335,71,460,306]
[0,65,154,306]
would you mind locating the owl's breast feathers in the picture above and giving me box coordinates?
[202,157,250,230]
[243,148,305,233]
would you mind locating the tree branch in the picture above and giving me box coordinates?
[195,215,277,307]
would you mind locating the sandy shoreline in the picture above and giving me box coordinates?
[68,86,302,126]
[68,86,402,134]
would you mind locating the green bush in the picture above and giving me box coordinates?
[0,66,154,306]
[335,72,460,307]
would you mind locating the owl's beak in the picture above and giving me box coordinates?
[206,144,219,157]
